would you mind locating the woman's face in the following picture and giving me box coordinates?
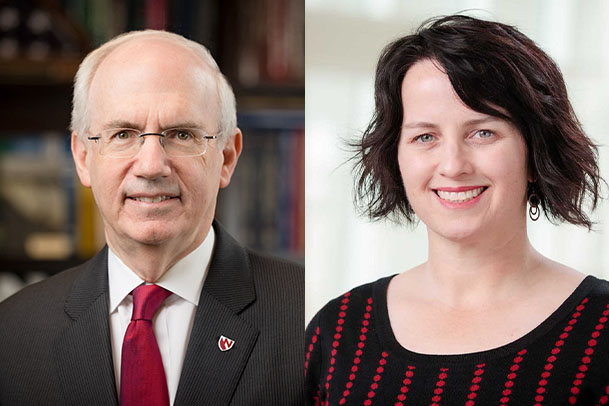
[397,59,529,242]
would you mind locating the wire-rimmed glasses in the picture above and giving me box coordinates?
[87,128,218,158]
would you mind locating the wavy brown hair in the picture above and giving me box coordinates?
[353,15,602,229]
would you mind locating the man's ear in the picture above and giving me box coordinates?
[219,128,243,188]
[71,132,92,187]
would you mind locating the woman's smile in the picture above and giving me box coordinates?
[434,186,487,204]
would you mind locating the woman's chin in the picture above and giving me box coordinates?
[426,221,485,243]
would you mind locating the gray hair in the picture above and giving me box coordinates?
[70,30,237,142]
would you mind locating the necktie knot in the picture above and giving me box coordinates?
[131,284,171,321]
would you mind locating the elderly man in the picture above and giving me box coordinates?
[0,31,303,405]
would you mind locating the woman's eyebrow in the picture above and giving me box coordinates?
[401,121,438,129]
[462,117,506,126]
[402,117,506,130]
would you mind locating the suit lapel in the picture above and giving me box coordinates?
[175,221,259,405]
[53,247,118,406]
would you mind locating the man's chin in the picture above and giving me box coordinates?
[122,225,178,247]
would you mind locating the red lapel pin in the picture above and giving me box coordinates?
[218,335,235,351]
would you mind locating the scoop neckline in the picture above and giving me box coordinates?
[373,274,596,366]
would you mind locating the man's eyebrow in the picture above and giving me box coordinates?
[101,121,204,130]
[164,122,204,129]
[102,120,139,130]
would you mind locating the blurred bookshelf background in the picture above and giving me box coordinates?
[0,0,304,301]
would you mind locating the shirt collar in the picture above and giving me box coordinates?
[108,227,215,314]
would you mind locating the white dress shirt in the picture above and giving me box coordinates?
[108,228,215,406]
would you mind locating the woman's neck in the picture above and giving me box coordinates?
[422,225,544,309]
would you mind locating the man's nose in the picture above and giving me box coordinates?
[131,135,172,179]
[437,139,474,178]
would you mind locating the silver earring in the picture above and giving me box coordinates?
[528,191,540,221]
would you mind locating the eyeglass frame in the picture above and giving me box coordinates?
[86,127,218,158]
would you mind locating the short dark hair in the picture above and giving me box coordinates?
[353,15,602,229]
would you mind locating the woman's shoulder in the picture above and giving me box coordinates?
[319,275,393,311]
[306,275,394,333]
[586,274,609,296]
[554,275,609,339]
[579,275,609,313]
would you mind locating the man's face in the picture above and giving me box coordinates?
[72,38,241,255]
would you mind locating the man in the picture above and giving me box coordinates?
[0,31,303,405]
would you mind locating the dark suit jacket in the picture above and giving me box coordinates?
[0,222,304,405]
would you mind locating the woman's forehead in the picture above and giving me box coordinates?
[400,59,514,126]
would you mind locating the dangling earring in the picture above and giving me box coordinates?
[528,187,540,221]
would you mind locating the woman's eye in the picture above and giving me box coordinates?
[414,134,435,143]
[474,129,494,138]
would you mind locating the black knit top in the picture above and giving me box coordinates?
[305,275,609,406]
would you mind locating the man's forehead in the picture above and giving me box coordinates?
[89,37,217,96]
[102,36,214,72]
[88,87,219,132]
[87,38,220,131]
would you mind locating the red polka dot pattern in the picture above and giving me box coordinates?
[306,279,609,406]
[324,292,351,405]
[338,297,373,406]
[306,326,321,376]
[464,363,486,406]
[362,350,389,405]
[313,390,320,406]
[533,297,588,406]
[568,303,609,405]
[393,365,416,406]
[430,368,449,406]
[499,348,527,405]
[596,385,609,405]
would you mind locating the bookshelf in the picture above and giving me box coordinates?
[0,0,304,298]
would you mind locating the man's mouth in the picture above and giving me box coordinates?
[434,187,487,203]
[127,195,178,203]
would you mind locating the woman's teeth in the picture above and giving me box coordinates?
[436,187,485,203]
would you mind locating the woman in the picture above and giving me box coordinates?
[306,15,607,405]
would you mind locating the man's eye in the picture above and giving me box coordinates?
[414,134,435,143]
[167,129,193,141]
[112,130,135,141]
[176,131,192,140]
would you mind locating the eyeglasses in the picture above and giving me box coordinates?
[87,128,218,158]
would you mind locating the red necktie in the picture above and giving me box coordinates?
[120,284,172,406]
